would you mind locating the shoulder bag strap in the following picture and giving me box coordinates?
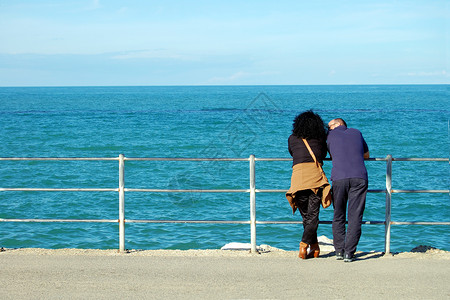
[301,138,319,164]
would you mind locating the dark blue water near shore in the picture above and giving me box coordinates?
[0,85,449,252]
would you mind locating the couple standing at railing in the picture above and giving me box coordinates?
[286,111,370,262]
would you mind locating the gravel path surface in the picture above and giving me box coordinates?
[1,248,449,299]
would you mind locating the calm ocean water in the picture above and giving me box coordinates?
[0,85,449,252]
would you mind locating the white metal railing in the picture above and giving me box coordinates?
[0,155,449,254]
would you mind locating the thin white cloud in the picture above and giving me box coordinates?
[110,50,196,61]
[207,71,278,84]
[404,70,448,77]
[208,72,252,84]
[85,0,102,11]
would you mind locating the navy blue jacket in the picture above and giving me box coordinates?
[327,126,368,181]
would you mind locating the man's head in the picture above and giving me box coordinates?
[328,118,347,130]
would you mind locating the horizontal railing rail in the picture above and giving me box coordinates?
[0,155,449,254]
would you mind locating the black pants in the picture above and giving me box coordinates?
[332,178,368,255]
[295,189,321,245]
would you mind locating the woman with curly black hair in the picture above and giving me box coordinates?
[286,110,331,259]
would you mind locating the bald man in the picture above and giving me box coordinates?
[327,118,369,262]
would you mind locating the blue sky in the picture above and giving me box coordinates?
[0,0,448,86]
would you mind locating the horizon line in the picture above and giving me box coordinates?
[0,83,448,88]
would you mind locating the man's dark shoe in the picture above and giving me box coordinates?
[344,253,355,262]
[336,251,344,260]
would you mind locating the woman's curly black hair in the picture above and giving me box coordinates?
[292,110,327,141]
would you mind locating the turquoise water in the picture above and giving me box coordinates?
[0,85,449,252]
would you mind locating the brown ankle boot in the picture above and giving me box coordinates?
[308,242,320,258]
[299,242,308,259]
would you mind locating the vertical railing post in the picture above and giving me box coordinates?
[249,154,257,253]
[119,154,125,253]
[385,154,392,255]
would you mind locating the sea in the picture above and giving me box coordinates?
[0,85,449,253]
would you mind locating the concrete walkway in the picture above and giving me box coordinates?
[0,249,449,299]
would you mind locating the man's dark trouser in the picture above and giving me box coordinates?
[332,178,368,255]
[295,189,322,245]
